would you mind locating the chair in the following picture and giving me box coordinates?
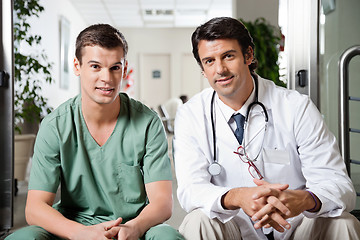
[14,134,36,195]
[158,98,183,134]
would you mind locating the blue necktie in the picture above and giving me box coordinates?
[233,113,245,144]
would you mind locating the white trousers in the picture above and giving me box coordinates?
[179,209,360,240]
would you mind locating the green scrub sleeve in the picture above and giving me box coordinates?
[28,120,61,193]
[142,115,173,184]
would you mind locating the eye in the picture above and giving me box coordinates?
[224,54,234,59]
[90,64,100,69]
[204,59,214,65]
[110,65,121,71]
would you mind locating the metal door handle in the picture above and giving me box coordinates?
[0,70,7,87]
[297,69,307,87]
[339,45,360,175]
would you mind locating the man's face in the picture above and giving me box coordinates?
[73,45,127,106]
[198,39,253,107]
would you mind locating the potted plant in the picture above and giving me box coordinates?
[13,0,54,185]
[14,0,54,134]
[240,18,286,87]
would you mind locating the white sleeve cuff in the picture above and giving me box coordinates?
[208,189,241,223]
[303,191,344,218]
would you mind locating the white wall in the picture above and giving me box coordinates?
[233,0,279,27]
[26,0,87,109]
[24,0,278,110]
[120,27,199,104]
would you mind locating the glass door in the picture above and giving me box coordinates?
[0,0,14,232]
[319,0,360,212]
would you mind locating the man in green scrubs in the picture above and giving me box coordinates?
[6,24,183,240]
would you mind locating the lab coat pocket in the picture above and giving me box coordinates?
[117,163,146,203]
[263,148,290,165]
[262,148,291,183]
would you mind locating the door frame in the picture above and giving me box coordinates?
[280,0,319,106]
[0,0,14,231]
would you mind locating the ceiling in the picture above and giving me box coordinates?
[70,0,233,28]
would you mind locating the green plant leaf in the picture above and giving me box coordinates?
[239,18,286,88]
[14,0,54,134]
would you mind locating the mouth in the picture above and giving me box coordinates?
[215,75,234,84]
[96,87,115,95]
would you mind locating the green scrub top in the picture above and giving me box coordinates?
[29,93,172,225]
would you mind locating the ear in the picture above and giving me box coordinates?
[245,46,254,65]
[122,60,128,79]
[73,57,81,76]
[201,70,207,79]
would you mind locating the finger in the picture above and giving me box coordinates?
[104,226,121,238]
[276,183,289,191]
[255,211,290,232]
[253,178,269,186]
[254,215,285,233]
[253,196,267,207]
[252,186,281,200]
[253,214,285,233]
[254,214,271,229]
[269,212,291,230]
[264,223,271,228]
[268,183,289,191]
[251,203,275,221]
[253,178,289,191]
[268,220,285,233]
[252,185,289,199]
[267,196,291,217]
[113,217,123,227]
[105,217,123,230]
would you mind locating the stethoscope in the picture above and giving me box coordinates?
[208,73,269,176]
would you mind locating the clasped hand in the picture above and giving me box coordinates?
[71,217,141,240]
[248,179,312,233]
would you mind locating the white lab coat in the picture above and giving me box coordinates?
[173,76,356,240]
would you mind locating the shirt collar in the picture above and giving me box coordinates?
[216,77,256,123]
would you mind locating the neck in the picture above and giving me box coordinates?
[81,96,121,126]
[220,76,254,111]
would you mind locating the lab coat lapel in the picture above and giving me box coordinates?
[243,109,268,181]
[256,76,272,111]
[213,100,252,186]
[214,101,239,153]
[242,77,272,174]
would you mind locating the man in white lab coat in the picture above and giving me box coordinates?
[173,17,360,240]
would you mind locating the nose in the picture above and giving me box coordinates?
[215,60,227,75]
[101,69,112,82]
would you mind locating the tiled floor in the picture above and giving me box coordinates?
[6,135,187,237]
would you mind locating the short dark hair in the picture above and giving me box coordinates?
[191,17,257,72]
[75,24,128,64]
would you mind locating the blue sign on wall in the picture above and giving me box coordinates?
[152,70,161,79]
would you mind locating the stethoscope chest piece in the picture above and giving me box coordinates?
[208,162,222,176]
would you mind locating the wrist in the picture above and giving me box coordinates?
[125,219,144,238]
[305,190,320,212]
[67,223,87,240]
[221,191,230,210]
[221,188,244,210]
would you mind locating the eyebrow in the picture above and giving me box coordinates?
[87,60,123,65]
[201,49,237,63]
[221,49,237,56]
